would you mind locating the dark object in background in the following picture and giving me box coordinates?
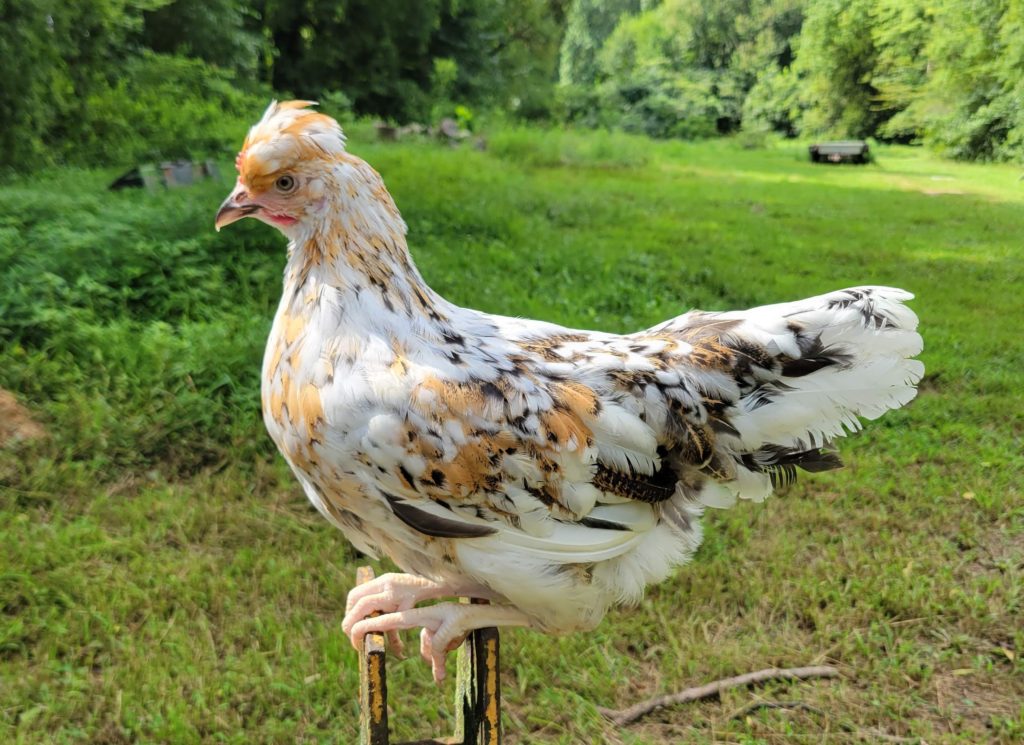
[374,123,399,142]
[109,160,221,191]
[809,141,870,164]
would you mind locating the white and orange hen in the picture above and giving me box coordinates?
[215,102,924,682]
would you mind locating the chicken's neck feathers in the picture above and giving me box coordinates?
[281,165,457,344]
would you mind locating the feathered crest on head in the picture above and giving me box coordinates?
[236,100,347,184]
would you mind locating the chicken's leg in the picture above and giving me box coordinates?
[348,601,533,683]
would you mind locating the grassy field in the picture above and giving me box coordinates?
[1,125,1022,744]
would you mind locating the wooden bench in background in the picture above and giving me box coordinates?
[809,141,870,164]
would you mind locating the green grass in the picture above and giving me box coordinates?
[1,127,1022,744]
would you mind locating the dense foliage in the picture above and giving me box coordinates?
[0,0,567,170]
[1,0,1023,170]
[561,0,1024,157]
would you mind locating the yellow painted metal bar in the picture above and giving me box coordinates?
[473,624,501,744]
[454,599,501,744]
[358,567,390,745]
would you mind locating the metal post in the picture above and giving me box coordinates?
[357,566,390,745]
[453,599,500,744]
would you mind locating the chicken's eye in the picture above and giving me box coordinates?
[275,175,297,193]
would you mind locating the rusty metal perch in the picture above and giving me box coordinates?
[357,567,501,745]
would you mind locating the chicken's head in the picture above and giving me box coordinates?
[215,100,346,236]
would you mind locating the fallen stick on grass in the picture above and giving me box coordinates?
[598,665,840,726]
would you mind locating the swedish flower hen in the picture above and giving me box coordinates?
[215,102,924,682]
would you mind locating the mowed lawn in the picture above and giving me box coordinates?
[1,126,1021,744]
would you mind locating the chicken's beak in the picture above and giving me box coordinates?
[214,190,259,232]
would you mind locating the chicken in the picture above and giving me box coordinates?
[215,101,924,682]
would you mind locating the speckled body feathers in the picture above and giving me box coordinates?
[235,103,924,633]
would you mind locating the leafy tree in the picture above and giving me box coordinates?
[741,65,802,136]
[252,0,565,122]
[734,0,805,135]
[256,0,444,120]
[0,0,156,170]
[595,3,717,137]
[993,0,1024,158]
[0,0,65,169]
[559,0,641,87]
[794,0,879,138]
[5,0,1024,168]
[593,0,760,137]
[731,0,804,89]
[869,0,932,142]
[140,0,265,77]
[909,0,1023,159]
[430,0,567,119]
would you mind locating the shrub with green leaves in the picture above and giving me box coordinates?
[72,53,269,167]
[559,0,759,140]
[0,169,277,472]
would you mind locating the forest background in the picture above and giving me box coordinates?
[3,0,1024,171]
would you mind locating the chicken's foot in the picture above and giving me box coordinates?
[347,600,532,683]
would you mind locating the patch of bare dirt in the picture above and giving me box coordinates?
[0,389,46,447]
[963,526,1024,579]
[932,669,1019,734]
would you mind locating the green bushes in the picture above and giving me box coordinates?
[905,0,1024,161]
[740,67,802,137]
[0,171,276,472]
[73,53,269,167]
[0,1,565,172]
[558,0,761,141]
[0,1,264,171]
[596,7,730,139]
[0,45,266,171]
[559,1,737,140]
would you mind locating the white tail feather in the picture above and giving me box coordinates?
[700,286,923,507]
